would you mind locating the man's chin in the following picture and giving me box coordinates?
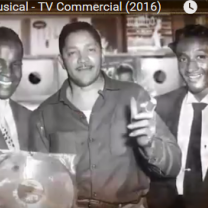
[75,76,100,87]
[0,90,14,100]
[188,84,208,95]
[77,81,94,87]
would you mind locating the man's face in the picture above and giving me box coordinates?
[60,30,102,87]
[118,72,134,82]
[0,43,22,99]
[176,37,208,95]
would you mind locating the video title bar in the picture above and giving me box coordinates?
[0,1,207,14]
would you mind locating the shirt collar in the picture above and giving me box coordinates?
[185,91,208,104]
[0,99,9,110]
[59,71,121,102]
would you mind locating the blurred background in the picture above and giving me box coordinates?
[0,14,206,110]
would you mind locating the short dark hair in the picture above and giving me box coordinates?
[116,64,133,76]
[0,27,23,57]
[169,24,208,52]
[59,22,102,54]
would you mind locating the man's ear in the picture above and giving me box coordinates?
[58,54,65,69]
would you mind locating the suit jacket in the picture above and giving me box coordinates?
[0,99,31,150]
[147,87,208,208]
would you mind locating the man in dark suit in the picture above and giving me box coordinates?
[0,27,30,150]
[147,24,208,208]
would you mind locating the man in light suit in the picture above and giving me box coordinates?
[0,27,30,150]
[147,24,208,208]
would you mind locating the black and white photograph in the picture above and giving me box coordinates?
[0,4,207,208]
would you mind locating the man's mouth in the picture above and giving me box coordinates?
[0,80,12,86]
[186,72,203,81]
[77,66,93,71]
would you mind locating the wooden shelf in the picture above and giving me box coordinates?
[126,15,173,45]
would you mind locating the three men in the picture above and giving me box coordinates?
[29,22,181,208]
[148,24,208,208]
[0,27,30,150]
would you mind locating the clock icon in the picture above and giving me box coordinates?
[184,0,198,14]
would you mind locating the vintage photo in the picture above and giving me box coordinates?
[0,4,207,208]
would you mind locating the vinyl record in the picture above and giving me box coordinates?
[0,151,75,208]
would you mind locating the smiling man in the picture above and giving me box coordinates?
[148,24,208,208]
[29,22,181,208]
[0,27,30,150]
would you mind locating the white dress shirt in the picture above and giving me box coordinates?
[82,110,91,123]
[0,99,19,150]
[176,92,208,195]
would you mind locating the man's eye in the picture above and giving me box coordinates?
[179,57,187,62]
[197,55,206,60]
[88,48,96,52]
[68,51,76,56]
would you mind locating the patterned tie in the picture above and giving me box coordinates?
[0,122,15,150]
[183,103,207,201]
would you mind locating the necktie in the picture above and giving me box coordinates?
[0,122,15,150]
[183,103,207,198]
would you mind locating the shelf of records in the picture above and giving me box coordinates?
[126,15,172,37]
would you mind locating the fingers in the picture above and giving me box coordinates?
[128,119,155,147]
[128,119,150,129]
[129,127,151,137]
[132,112,154,120]
[129,97,156,148]
[129,128,154,147]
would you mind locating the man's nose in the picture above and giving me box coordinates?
[78,52,89,64]
[1,67,12,79]
[0,59,11,78]
[187,60,198,72]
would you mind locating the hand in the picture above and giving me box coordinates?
[127,97,155,148]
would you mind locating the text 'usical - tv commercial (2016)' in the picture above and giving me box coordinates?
[0,1,162,14]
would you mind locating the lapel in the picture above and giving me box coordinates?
[0,99,18,150]
[156,87,188,140]
[9,99,27,150]
[167,88,187,139]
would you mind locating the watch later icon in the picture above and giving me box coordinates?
[184,0,198,14]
